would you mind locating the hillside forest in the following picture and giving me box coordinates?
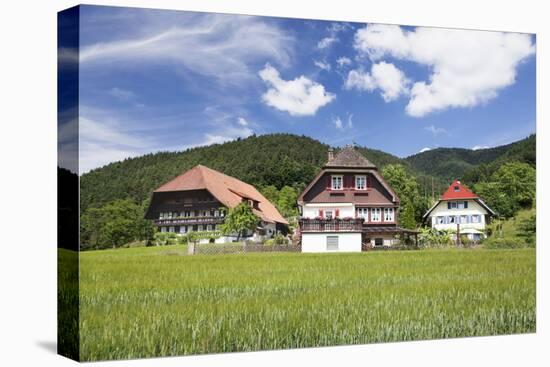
[71,133,535,250]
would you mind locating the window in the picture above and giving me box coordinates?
[454,185,460,192]
[187,225,193,232]
[161,227,167,233]
[371,208,381,222]
[206,224,213,231]
[384,208,394,222]
[198,225,203,231]
[168,226,175,233]
[189,211,195,217]
[357,207,369,220]
[355,175,367,190]
[375,238,383,247]
[450,202,458,209]
[159,212,164,219]
[460,215,469,224]
[214,210,219,217]
[325,210,333,219]
[471,215,481,223]
[331,175,343,190]
[179,226,186,234]
[327,236,339,251]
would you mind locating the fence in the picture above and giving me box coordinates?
[191,242,301,255]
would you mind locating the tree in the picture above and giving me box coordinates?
[80,199,152,249]
[474,162,536,218]
[381,164,422,228]
[277,186,299,219]
[219,203,259,241]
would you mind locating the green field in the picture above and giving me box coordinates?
[73,246,535,361]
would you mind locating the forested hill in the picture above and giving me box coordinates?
[405,134,536,183]
[80,134,403,212]
[80,133,535,212]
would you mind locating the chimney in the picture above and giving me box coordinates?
[328,147,334,162]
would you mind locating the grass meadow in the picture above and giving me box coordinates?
[73,246,535,361]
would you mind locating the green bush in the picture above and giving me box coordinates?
[153,232,178,246]
[483,237,526,249]
[459,235,472,247]
[273,234,287,245]
[178,235,188,245]
[264,239,275,246]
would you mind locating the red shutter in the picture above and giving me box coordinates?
[335,209,340,218]
[343,175,347,189]
[327,176,331,190]
[352,175,356,190]
[319,209,324,218]
[367,174,371,188]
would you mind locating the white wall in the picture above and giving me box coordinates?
[428,200,487,231]
[302,203,355,218]
[301,232,361,253]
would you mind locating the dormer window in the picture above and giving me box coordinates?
[331,175,343,190]
[454,185,460,192]
[355,175,367,190]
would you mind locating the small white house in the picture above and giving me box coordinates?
[423,180,496,241]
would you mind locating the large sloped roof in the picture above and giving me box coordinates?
[154,165,288,224]
[324,145,377,168]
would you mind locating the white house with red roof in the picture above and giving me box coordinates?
[423,180,496,241]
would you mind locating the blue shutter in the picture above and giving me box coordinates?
[464,201,468,209]
[447,202,451,209]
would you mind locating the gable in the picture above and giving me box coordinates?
[298,169,398,205]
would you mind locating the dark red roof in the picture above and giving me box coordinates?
[441,180,479,200]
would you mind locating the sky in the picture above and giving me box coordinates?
[63,5,536,174]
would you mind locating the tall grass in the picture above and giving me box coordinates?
[75,246,535,361]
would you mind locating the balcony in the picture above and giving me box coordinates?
[155,216,225,226]
[299,218,364,232]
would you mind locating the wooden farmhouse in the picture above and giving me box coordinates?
[145,165,288,242]
[297,145,417,252]
[423,180,495,241]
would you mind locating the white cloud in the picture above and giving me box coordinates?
[345,61,409,102]
[75,106,255,174]
[354,24,535,117]
[314,60,331,71]
[332,113,353,130]
[80,14,294,85]
[419,147,431,153]
[109,87,136,101]
[347,113,354,128]
[259,64,336,116]
[332,116,343,129]
[472,145,490,151]
[237,117,249,126]
[317,36,337,49]
[336,56,352,68]
[425,124,449,136]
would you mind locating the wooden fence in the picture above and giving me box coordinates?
[191,243,301,255]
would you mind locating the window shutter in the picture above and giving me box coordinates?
[335,209,340,218]
[366,174,371,188]
[352,175,356,189]
[447,202,451,210]
[464,201,468,209]
[327,176,331,190]
[319,209,324,218]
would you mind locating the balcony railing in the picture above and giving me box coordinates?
[299,218,364,232]
[155,216,225,226]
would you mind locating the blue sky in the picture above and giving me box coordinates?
[70,5,536,173]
